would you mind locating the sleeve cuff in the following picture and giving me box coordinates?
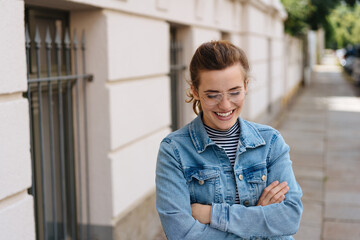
[210,203,229,232]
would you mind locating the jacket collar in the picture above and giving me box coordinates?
[189,113,266,153]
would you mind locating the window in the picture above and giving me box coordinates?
[25,6,91,240]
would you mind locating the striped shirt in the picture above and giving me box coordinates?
[204,121,241,204]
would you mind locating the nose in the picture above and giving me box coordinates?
[218,94,232,110]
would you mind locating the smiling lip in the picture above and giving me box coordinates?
[214,110,235,121]
[215,110,233,117]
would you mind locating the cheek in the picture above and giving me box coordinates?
[235,97,246,109]
[201,104,213,112]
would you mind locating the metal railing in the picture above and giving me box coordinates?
[25,24,92,240]
[170,35,186,131]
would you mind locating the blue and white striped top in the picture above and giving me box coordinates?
[204,120,241,204]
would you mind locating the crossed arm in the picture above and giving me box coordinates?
[191,180,290,224]
[156,135,302,239]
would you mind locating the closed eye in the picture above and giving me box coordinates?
[206,93,221,99]
[228,91,241,96]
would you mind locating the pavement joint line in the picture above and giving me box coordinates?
[302,200,324,204]
[324,218,360,224]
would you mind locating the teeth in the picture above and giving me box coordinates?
[216,110,233,117]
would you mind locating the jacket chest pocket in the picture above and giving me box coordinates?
[243,164,267,201]
[184,167,221,205]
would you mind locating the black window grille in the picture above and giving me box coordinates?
[170,28,186,131]
[25,7,92,240]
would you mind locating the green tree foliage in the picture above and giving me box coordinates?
[281,0,358,38]
[327,3,360,48]
[281,0,312,36]
[306,0,340,30]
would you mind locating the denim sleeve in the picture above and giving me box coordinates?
[156,139,239,240]
[210,132,303,238]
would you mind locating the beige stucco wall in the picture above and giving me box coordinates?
[0,0,35,239]
[70,10,113,228]
[240,2,288,121]
[70,9,173,235]
[285,35,304,94]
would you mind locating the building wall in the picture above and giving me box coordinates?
[240,1,288,122]
[70,10,114,232]
[70,8,173,238]
[0,0,35,239]
[285,35,304,98]
[0,0,304,239]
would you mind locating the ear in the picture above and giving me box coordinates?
[244,79,249,92]
[191,85,200,100]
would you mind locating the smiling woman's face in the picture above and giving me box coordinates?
[192,63,247,131]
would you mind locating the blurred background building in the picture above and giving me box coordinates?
[0,0,312,239]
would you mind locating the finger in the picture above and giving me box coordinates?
[257,181,279,205]
[257,181,279,206]
[270,186,289,204]
[262,181,288,204]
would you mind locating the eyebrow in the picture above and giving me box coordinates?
[204,86,242,93]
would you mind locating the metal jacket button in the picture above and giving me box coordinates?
[262,175,267,181]
[238,174,243,181]
[243,200,249,206]
[198,180,204,185]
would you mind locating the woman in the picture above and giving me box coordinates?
[156,40,302,239]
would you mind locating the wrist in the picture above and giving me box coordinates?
[210,203,229,232]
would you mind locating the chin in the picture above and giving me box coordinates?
[214,118,238,130]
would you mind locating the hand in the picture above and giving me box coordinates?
[191,203,212,224]
[256,181,289,206]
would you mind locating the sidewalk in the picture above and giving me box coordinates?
[276,55,360,240]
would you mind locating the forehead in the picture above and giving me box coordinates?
[198,63,245,90]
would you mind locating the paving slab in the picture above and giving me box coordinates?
[291,151,324,168]
[325,159,360,182]
[281,130,325,155]
[294,225,322,240]
[323,221,360,240]
[324,191,360,206]
[293,166,325,181]
[300,201,324,227]
[326,151,360,161]
[296,178,324,202]
[280,119,326,133]
[325,179,360,192]
[324,204,360,221]
[327,111,360,127]
[326,139,360,152]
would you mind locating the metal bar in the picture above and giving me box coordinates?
[26,24,40,240]
[170,41,178,130]
[45,26,58,240]
[26,23,35,202]
[28,74,93,83]
[73,30,84,240]
[35,25,48,240]
[55,27,67,240]
[169,40,186,130]
[64,28,77,240]
[35,26,47,239]
[170,65,186,71]
[82,30,91,240]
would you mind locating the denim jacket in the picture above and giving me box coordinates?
[156,115,303,240]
